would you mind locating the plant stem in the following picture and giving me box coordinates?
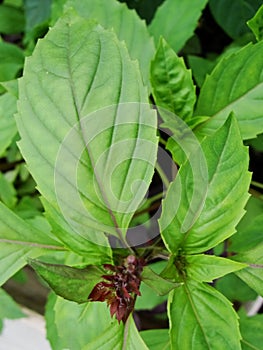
[155,162,170,189]
[251,180,263,190]
[159,136,167,147]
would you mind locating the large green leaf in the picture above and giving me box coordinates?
[45,293,113,350]
[159,116,250,253]
[0,201,65,285]
[233,243,263,297]
[140,329,170,350]
[65,0,155,86]
[168,280,242,350]
[209,0,262,39]
[151,38,196,121]
[29,259,104,303]
[186,255,246,283]
[0,288,25,332]
[83,315,148,350]
[16,13,158,248]
[238,309,263,350]
[0,93,18,157]
[247,4,263,42]
[149,0,208,53]
[195,41,263,140]
[0,4,25,34]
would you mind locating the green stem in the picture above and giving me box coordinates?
[159,137,167,147]
[155,162,170,189]
[251,180,263,190]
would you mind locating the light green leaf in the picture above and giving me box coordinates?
[160,116,251,253]
[239,309,263,350]
[195,41,263,140]
[16,13,158,248]
[0,4,25,34]
[186,254,246,282]
[151,38,196,121]
[0,93,18,157]
[140,329,170,350]
[83,315,148,350]
[168,280,242,350]
[0,201,65,285]
[0,288,25,332]
[45,293,113,350]
[247,4,263,42]
[29,259,104,303]
[0,42,24,82]
[141,265,181,296]
[65,0,155,86]
[149,0,208,53]
[209,0,262,39]
[233,243,263,297]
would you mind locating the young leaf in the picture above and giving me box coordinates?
[141,265,181,296]
[149,0,208,53]
[140,329,170,350]
[16,12,158,247]
[168,280,242,350]
[0,93,18,157]
[82,315,148,350]
[186,254,247,283]
[45,293,114,350]
[247,4,263,42]
[232,243,263,297]
[151,38,196,121]
[195,41,263,140]
[159,115,251,254]
[29,259,104,303]
[65,0,155,86]
[209,0,262,39]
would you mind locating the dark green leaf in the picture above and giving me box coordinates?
[195,41,263,140]
[151,38,196,121]
[29,259,104,303]
[239,309,263,350]
[149,0,208,52]
[247,4,263,42]
[187,55,216,88]
[168,280,242,350]
[160,116,251,253]
[141,265,181,296]
[0,42,24,82]
[0,4,25,34]
[209,0,262,39]
[24,0,51,32]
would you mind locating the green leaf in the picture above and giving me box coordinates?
[232,243,263,297]
[45,293,113,350]
[140,329,170,350]
[0,42,24,82]
[0,93,18,157]
[239,309,263,350]
[16,12,158,247]
[0,4,25,34]
[0,173,17,208]
[65,0,155,86]
[24,0,51,32]
[168,280,242,350]
[149,0,208,53]
[151,38,196,121]
[187,55,216,88]
[209,0,262,39]
[141,265,181,296]
[0,288,25,332]
[82,315,148,350]
[186,254,247,282]
[216,273,257,303]
[0,201,64,285]
[29,259,104,303]
[195,41,263,140]
[160,115,251,253]
[247,4,263,42]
